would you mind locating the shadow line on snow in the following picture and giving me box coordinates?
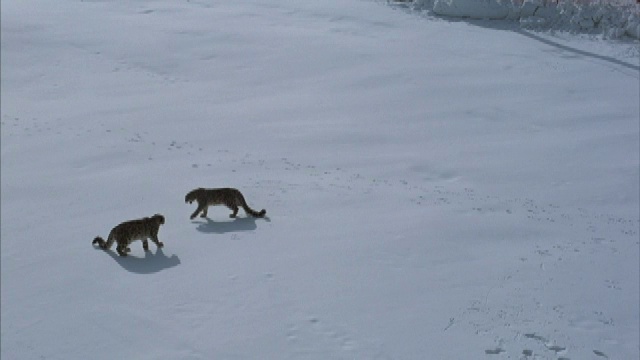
[96,247,181,274]
[393,5,640,73]
[460,17,639,72]
[514,28,640,72]
[191,216,270,235]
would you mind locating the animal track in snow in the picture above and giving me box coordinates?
[0,115,55,138]
[285,315,361,357]
[484,347,505,355]
[593,349,609,358]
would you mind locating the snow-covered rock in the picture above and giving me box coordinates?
[520,0,541,18]
[433,0,510,19]
[408,0,640,39]
[626,13,640,38]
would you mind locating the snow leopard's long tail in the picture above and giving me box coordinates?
[240,196,266,218]
[92,234,114,250]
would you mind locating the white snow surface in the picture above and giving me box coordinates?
[2,0,639,359]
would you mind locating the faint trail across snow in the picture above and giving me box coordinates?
[515,29,640,73]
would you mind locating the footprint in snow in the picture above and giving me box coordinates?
[593,350,608,358]
[484,347,505,355]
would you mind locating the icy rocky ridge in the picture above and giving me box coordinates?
[405,0,640,39]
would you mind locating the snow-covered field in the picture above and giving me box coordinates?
[2,0,638,359]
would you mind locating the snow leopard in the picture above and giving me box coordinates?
[92,214,165,256]
[185,187,266,220]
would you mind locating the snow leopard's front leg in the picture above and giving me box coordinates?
[190,203,205,219]
[150,234,164,248]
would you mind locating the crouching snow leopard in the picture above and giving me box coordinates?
[185,187,266,220]
[92,214,165,256]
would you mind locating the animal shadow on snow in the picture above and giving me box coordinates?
[100,247,181,274]
[192,216,270,234]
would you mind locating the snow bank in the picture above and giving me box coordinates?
[408,0,640,39]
